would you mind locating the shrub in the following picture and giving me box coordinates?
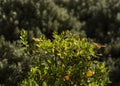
[20,30,110,86]
[0,0,85,41]
[0,36,30,86]
[106,58,120,86]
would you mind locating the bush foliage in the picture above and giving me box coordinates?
[0,0,85,41]
[20,30,110,86]
[0,36,31,86]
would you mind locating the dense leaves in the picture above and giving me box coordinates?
[0,36,31,86]
[0,0,85,41]
[20,30,110,86]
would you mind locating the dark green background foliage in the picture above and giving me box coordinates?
[0,36,31,86]
[0,0,120,85]
[0,0,85,41]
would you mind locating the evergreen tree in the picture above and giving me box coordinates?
[0,0,85,41]
[0,36,30,86]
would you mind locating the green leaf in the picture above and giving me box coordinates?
[43,81,47,86]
